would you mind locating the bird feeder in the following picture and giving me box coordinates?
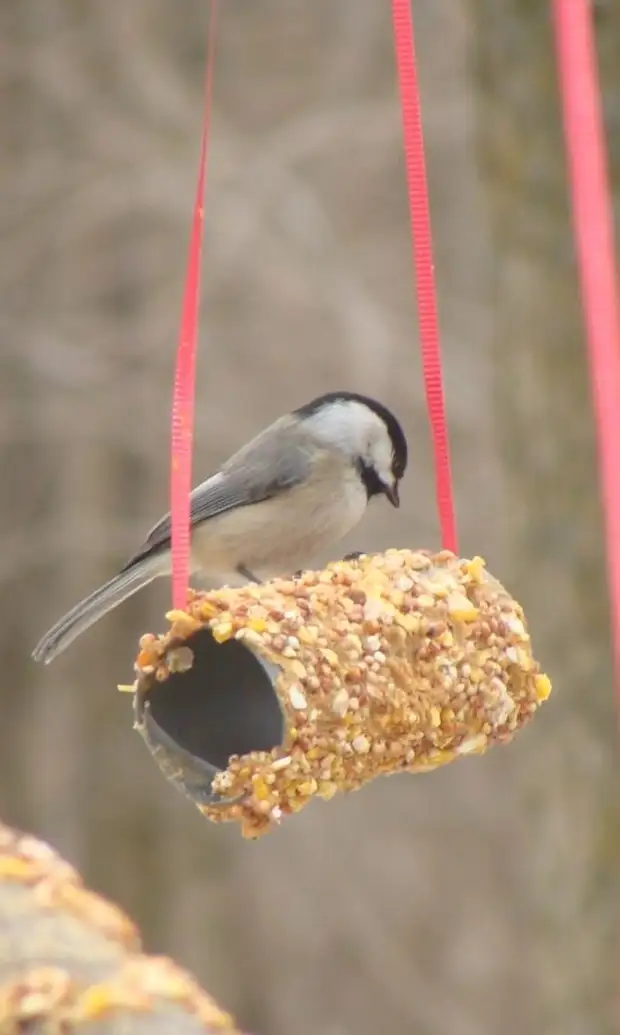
[129,549,551,839]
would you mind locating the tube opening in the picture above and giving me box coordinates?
[138,627,285,803]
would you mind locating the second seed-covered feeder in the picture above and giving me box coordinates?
[130,548,551,839]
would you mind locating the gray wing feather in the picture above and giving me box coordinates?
[121,418,312,570]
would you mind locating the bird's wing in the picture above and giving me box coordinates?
[120,420,313,570]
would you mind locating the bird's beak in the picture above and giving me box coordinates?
[385,483,400,508]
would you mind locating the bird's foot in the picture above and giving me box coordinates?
[236,565,261,584]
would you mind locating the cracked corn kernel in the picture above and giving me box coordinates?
[446,593,479,621]
[298,626,318,645]
[464,556,486,582]
[134,549,552,839]
[394,612,421,633]
[298,779,318,796]
[535,674,552,701]
[251,776,270,801]
[247,617,267,633]
[211,622,233,644]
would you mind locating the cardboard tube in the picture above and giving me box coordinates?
[131,550,551,838]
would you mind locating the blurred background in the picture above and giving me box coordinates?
[1,1,619,1033]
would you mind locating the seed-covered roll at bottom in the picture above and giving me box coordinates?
[131,549,551,839]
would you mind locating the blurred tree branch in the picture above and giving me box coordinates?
[0,819,244,1034]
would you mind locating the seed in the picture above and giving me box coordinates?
[165,609,191,624]
[332,689,350,717]
[321,648,339,668]
[456,734,487,755]
[446,593,479,622]
[166,646,194,674]
[395,613,421,633]
[363,597,386,621]
[352,735,371,755]
[505,615,527,639]
[298,779,318,796]
[271,756,292,771]
[289,659,307,679]
[534,674,552,701]
[212,622,233,643]
[288,685,308,711]
[248,617,267,633]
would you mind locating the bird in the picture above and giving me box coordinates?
[32,390,408,664]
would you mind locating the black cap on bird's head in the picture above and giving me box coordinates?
[295,391,408,508]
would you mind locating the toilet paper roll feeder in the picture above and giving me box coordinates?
[126,549,551,839]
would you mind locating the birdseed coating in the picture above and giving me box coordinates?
[133,550,552,838]
[0,821,240,1032]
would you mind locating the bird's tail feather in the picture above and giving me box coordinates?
[32,554,166,665]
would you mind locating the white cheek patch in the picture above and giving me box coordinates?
[305,401,395,483]
[367,436,394,486]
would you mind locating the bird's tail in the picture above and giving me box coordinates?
[32,554,167,665]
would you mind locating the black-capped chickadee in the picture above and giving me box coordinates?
[33,391,408,664]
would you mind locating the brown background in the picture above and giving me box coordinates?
[1,2,618,1033]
